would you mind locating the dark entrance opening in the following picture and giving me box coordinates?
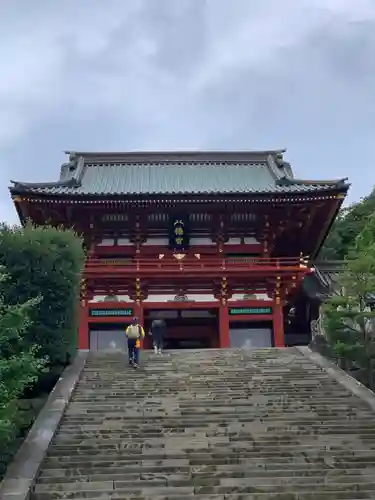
[144,308,219,349]
[229,320,273,349]
[89,322,129,352]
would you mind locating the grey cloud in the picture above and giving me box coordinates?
[1,0,375,224]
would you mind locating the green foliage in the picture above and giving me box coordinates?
[0,267,47,454]
[320,188,375,260]
[0,223,84,367]
[323,215,375,385]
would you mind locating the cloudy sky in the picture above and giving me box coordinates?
[1,0,375,224]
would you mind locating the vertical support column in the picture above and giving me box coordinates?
[273,301,285,347]
[78,277,89,350]
[273,275,285,347]
[134,300,145,349]
[133,276,146,348]
[78,300,89,350]
[219,302,230,348]
[134,301,144,325]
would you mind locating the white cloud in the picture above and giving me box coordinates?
[189,0,375,92]
[0,0,375,224]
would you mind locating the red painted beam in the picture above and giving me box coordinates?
[84,257,312,278]
[84,269,310,280]
[93,244,262,256]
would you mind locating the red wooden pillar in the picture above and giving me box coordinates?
[134,301,146,349]
[273,301,285,347]
[78,301,89,350]
[219,303,230,348]
[134,301,144,323]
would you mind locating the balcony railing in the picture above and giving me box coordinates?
[84,256,311,276]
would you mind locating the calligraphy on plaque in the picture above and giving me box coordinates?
[169,216,189,251]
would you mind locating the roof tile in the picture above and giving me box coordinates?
[10,161,348,196]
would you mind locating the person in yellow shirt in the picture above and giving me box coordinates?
[125,316,145,368]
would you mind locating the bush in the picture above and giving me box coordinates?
[0,267,48,475]
[0,223,84,368]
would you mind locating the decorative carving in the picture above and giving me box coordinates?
[275,275,282,305]
[174,294,189,302]
[173,253,186,270]
[262,215,271,256]
[214,276,230,304]
[129,214,146,253]
[135,278,142,302]
[104,294,118,302]
[211,214,228,252]
[128,280,147,302]
[274,152,291,170]
[299,253,309,268]
[80,278,87,305]
[243,293,256,300]
[311,310,325,340]
[173,253,186,261]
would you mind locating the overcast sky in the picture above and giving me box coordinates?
[1,0,375,224]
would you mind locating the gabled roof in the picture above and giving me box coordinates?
[302,260,375,303]
[9,150,350,198]
[302,261,344,301]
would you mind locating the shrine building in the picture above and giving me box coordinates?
[9,150,349,351]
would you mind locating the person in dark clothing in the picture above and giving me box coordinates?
[151,318,166,354]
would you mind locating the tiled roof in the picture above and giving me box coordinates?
[303,261,345,300]
[9,151,350,197]
[304,261,375,304]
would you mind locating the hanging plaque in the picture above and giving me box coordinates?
[229,307,272,315]
[89,308,133,317]
[169,216,189,251]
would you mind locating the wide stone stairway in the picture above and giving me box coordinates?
[31,348,375,499]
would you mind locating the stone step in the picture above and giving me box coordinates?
[29,493,375,500]
[45,446,375,459]
[38,469,375,485]
[39,463,373,479]
[51,435,375,447]
[42,451,375,464]
[32,348,375,499]
[40,458,375,473]
[61,409,373,418]
[64,400,369,408]
[51,433,375,444]
[38,461,375,474]
[57,421,375,433]
[30,478,375,498]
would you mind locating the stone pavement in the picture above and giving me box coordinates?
[31,348,375,499]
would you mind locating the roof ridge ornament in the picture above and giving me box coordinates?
[10,178,80,190]
[276,177,349,188]
[266,153,291,181]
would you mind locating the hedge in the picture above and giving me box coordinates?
[0,223,84,368]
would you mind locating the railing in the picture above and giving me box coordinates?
[85,256,310,274]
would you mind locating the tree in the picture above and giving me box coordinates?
[320,188,375,260]
[0,267,47,451]
[323,214,375,386]
[0,223,84,368]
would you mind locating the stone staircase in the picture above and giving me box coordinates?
[31,348,375,499]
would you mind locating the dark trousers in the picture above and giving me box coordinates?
[153,333,164,350]
[127,338,139,365]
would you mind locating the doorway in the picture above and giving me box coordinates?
[89,323,128,352]
[144,308,219,349]
[229,321,273,349]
